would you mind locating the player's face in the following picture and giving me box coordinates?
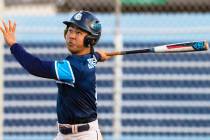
[65,26,89,55]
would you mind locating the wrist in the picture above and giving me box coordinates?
[9,42,17,48]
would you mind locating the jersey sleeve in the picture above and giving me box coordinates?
[54,60,75,84]
[10,43,56,79]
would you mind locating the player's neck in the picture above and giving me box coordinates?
[72,47,91,56]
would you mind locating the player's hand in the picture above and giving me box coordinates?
[0,20,16,47]
[97,50,111,62]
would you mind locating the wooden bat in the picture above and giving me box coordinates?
[107,41,209,56]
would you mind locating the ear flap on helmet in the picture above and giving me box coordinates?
[84,35,98,48]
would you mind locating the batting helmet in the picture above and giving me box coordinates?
[63,11,101,47]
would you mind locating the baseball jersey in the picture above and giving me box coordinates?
[10,43,101,124]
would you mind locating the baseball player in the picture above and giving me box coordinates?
[0,11,111,140]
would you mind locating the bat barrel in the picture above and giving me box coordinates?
[191,41,209,51]
[154,41,209,53]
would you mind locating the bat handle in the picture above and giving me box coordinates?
[106,51,123,56]
[106,48,152,56]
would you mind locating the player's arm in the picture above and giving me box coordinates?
[0,20,55,79]
[10,43,56,79]
[0,20,75,83]
[10,43,75,83]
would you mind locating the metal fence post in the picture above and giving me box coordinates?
[113,0,123,140]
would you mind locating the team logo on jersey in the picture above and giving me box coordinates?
[87,57,97,69]
[74,12,82,21]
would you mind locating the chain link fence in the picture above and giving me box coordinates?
[55,0,210,12]
[4,0,210,12]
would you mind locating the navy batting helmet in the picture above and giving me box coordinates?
[63,11,101,47]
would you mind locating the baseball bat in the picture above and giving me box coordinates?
[106,41,209,56]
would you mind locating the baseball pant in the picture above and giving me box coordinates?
[54,119,103,140]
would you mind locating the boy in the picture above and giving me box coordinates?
[1,11,111,140]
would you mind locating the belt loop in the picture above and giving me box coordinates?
[57,122,59,133]
[72,125,75,134]
[74,125,78,133]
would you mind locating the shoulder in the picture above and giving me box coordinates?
[93,52,101,61]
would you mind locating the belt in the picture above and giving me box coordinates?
[59,124,90,135]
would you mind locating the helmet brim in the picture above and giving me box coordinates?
[63,21,73,26]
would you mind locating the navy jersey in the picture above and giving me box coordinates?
[10,43,101,124]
